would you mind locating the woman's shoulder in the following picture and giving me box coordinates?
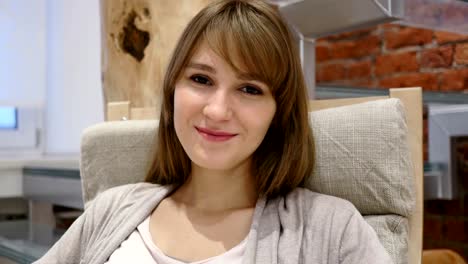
[89,183,173,211]
[287,187,357,210]
[98,182,168,197]
[270,190,392,263]
[277,187,359,223]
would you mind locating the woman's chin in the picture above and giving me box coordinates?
[193,161,234,171]
[191,157,249,172]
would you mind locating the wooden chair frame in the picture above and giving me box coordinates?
[309,87,423,264]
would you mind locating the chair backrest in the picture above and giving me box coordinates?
[80,87,422,264]
[307,87,423,264]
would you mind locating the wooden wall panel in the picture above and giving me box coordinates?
[100,0,213,118]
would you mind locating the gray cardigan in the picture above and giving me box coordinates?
[34,183,393,264]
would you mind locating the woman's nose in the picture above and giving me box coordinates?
[202,90,232,121]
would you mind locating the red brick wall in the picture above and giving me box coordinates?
[316,25,468,92]
[316,24,468,260]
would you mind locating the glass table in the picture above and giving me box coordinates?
[0,161,80,263]
[0,221,64,263]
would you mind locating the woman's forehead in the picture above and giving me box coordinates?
[188,42,217,66]
[188,39,265,81]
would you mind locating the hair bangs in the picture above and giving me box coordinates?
[202,4,287,94]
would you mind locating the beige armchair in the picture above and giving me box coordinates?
[80,87,422,264]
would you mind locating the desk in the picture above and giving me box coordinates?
[0,157,80,199]
[23,166,83,210]
[0,161,25,199]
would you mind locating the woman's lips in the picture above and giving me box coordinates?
[195,126,237,142]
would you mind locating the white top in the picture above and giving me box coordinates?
[105,216,246,264]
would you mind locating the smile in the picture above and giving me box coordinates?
[195,126,237,142]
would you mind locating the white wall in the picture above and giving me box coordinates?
[0,0,47,107]
[45,0,104,154]
[0,0,104,155]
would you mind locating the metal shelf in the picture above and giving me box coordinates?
[275,0,468,38]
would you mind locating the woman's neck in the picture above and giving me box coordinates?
[171,161,258,212]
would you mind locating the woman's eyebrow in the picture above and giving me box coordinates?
[237,72,268,87]
[187,61,266,85]
[186,62,216,73]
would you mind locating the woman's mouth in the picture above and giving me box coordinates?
[195,126,237,142]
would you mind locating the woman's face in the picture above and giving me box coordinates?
[173,42,276,172]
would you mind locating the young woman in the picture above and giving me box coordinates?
[36,0,393,263]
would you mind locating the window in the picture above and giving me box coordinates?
[0,106,17,130]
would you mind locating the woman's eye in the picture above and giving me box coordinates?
[241,86,263,95]
[190,75,212,85]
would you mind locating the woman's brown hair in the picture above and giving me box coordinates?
[145,0,314,198]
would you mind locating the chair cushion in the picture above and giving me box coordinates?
[305,98,415,217]
[80,120,157,208]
